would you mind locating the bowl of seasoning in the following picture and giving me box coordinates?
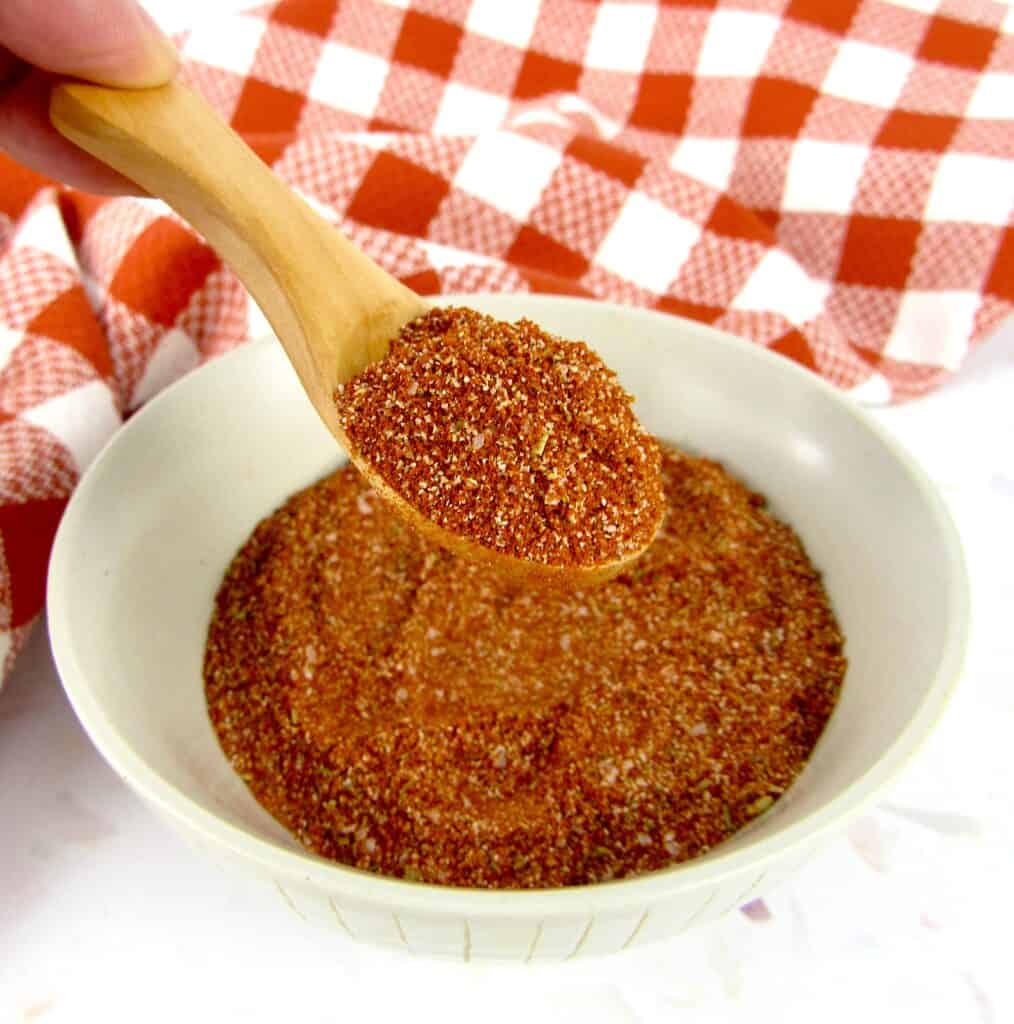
[48,294,968,962]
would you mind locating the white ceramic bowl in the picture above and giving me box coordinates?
[48,295,968,962]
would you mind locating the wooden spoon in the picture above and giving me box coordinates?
[51,80,652,585]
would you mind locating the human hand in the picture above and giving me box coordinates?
[0,0,178,194]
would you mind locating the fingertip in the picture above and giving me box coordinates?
[0,0,179,89]
[134,4,180,87]
[95,2,179,89]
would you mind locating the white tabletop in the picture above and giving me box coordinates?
[4,3,1014,1020]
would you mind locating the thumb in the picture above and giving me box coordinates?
[0,0,177,88]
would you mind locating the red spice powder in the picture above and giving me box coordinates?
[333,306,664,569]
[205,447,845,889]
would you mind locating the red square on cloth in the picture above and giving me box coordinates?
[566,136,645,189]
[231,79,306,163]
[770,330,818,371]
[706,195,772,245]
[742,79,817,138]
[654,294,723,324]
[26,289,112,378]
[785,0,861,36]
[520,268,594,296]
[838,215,923,289]
[507,225,590,278]
[877,109,961,152]
[108,220,219,327]
[0,494,69,627]
[629,73,693,134]
[347,152,450,237]
[919,15,998,70]
[393,10,463,79]
[0,155,51,219]
[270,0,339,37]
[514,51,582,100]
[986,228,1014,301]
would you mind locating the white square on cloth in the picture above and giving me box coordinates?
[585,3,658,73]
[732,248,830,324]
[182,14,265,74]
[453,133,561,219]
[22,380,122,475]
[967,72,1014,119]
[822,41,914,108]
[885,290,980,369]
[925,154,1014,224]
[670,138,739,192]
[11,201,77,268]
[782,141,869,213]
[433,83,510,135]
[887,0,940,11]
[308,42,389,118]
[596,193,701,293]
[465,0,541,48]
[130,328,201,410]
[696,11,780,79]
[0,324,22,374]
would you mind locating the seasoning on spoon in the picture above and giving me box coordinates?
[334,306,664,576]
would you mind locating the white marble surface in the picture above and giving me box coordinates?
[4,1,1014,1019]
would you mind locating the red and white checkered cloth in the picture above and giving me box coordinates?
[1,0,1012,684]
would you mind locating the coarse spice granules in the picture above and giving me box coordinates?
[204,446,845,889]
[333,306,664,569]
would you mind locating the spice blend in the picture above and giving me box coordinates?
[333,307,664,569]
[205,447,845,889]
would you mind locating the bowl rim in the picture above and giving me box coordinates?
[47,294,970,917]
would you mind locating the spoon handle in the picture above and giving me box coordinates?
[51,81,425,419]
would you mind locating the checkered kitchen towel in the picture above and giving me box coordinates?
[1,0,1012,683]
